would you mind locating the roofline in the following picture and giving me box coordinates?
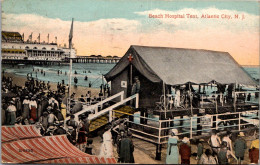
[130,45,230,54]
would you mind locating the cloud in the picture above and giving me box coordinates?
[2,13,140,56]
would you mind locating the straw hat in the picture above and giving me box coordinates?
[48,126,55,130]
[238,132,245,137]
[171,129,178,136]
[182,137,190,143]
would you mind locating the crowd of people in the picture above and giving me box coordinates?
[2,74,67,126]
[172,83,258,110]
[166,129,259,164]
[1,73,135,162]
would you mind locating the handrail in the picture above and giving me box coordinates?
[159,110,258,140]
[116,109,258,144]
[235,91,259,94]
[89,93,139,121]
[65,91,124,121]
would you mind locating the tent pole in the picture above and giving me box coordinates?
[163,82,166,119]
[189,82,193,116]
[130,64,133,86]
[234,82,237,112]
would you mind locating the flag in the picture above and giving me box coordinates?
[47,33,49,43]
[37,33,40,42]
[69,18,74,49]
[22,33,24,40]
[29,33,33,41]
[55,36,57,43]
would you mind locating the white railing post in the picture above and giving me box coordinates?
[136,93,139,109]
[95,106,98,114]
[190,117,193,139]
[121,92,124,101]
[158,120,161,144]
[109,109,112,122]
[238,112,241,131]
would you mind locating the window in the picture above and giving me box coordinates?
[42,47,46,50]
[25,46,29,49]
[33,47,37,49]
[51,48,55,50]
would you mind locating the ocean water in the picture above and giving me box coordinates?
[2,63,115,88]
[1,64,259,88]
[243,66,259,80]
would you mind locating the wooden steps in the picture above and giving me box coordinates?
[88,106,136,132]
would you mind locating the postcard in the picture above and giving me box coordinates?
[1,0,259,164]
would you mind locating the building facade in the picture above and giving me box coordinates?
[1,31,76,61]
[1,31,120,64]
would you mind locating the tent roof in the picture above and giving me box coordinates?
[1,126,116,164]
[105,45,256,85]
[1,125,41,143]
[38,156,117,164]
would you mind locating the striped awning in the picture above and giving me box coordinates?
[1,134,117,164]
[2,125,42,143]
[38,156,117,164]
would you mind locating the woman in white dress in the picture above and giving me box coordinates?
[99,125,113,157]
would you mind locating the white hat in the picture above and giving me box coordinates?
[171,129,178,136]
[239,132,245,137]
[182,137,190,143]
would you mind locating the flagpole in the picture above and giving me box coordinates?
[69,50,72,97]
[68,18,74,114]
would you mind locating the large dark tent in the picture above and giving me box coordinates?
[105,45,256,108]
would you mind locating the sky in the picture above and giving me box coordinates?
[2,0,259,65]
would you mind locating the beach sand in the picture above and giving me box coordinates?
[3,72,100,98]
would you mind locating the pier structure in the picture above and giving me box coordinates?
[66,55,120,64]
[1,31,120,65]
